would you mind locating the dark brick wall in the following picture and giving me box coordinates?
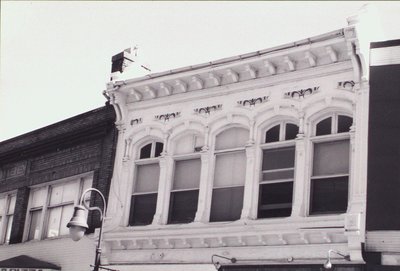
[0,103,117,243]
[367,41,400,231]
[10,187,30,244]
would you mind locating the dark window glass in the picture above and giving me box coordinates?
[259,182,294,206]
[140,143,152,159]
[285,123,299,140]
[262,147,295,171]
[155,142,164,157]
[310,176,348,214]
[316,117,332,136]
[210,186,244,222]
[168,190,199,224]
[258,182,293,218]
[338,115,353,133]
[258,207,292,218]
[265,125,280,143]
[129,194,157,226]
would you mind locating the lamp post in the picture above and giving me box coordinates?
[67,188,107,271]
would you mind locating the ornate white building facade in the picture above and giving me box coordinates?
[102,17,372,271]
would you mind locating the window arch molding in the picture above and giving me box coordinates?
[125,122,164,142]
[127,126,164,157]
[208,112,250,142]
[304,100,353,125]
[168,118,206,133]
[253,99,300,117]
[209,123,250,149]
[169,129,205,156]
[208,109,250,131]
[301,90,355,110]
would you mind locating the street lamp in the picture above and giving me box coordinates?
[67,188,107,271]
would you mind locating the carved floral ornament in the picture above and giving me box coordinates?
[284,86,320,99]
[154,112,181,122]
[130,118,143,125]
[237,96,269,107]
[337,80,355,91]
[194,104,223,116]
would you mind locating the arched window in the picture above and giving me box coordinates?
[310,114,352,215]
[259,122,298,218]
[265,123,299,143]
[129,140,163,226]
[168,134,204,224]
[210,127,249,222]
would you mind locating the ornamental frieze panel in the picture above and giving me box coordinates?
[130,118,143,125]
[30,141,101,172]
[337,80,355,91]
[154,112,181,122]
[193,104,222,116]
[284,86,320,99]
[0,161,27,180]
[237,96,269,107]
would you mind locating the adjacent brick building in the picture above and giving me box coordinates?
[365,39,400,268]
[0,103,117,270]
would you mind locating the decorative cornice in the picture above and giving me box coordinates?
[244,64,257,79]
[194,104,222,115]
[284,86,320,99]
[237,96,269,107]
[284,56,296,71]
[154,112,181,122]
[174,79,187,93]
[337,80,355,91]
[127,62,353,111]
[130,118,142,125]
[191,76,204,90]
[263,60,277,75]
[326,46,338,63]
[159,82,172,96]
[208,72,221,86]
[226,69,239,83]
[130,89,142,101]
[305,51,317,67]
[144,86,156,99]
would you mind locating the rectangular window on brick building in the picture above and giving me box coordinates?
[0,193,16,244]
[24,173,93,241]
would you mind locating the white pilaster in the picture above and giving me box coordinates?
[291,133,307,217]
[240,144,257,220]
[194,151,213,223]
[152,155,174,225]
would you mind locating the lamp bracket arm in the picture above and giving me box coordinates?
[80,188,107,221]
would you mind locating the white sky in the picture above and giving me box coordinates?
[1,1,399,141]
